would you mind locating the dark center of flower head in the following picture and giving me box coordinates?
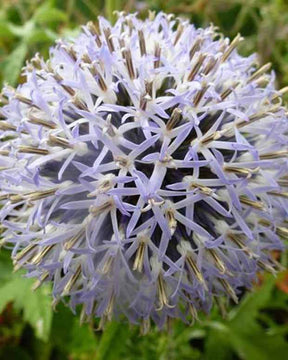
[0,12,287,331]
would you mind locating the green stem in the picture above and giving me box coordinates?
[106,0,121,24]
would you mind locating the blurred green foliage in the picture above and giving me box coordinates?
[146,0,288,87]
[1,243,288,359]
[1,0,288,87]
[1,0,288,359]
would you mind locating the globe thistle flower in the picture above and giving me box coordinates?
[0,12,287,331]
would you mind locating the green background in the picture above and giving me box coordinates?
[0,0,288,359]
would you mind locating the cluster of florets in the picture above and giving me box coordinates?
[0,12,287,331]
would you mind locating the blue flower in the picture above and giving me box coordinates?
[0,12,287,331]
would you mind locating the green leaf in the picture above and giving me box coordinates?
[33,5,68,24]
[229,327,288,360]
[0,250,52,341]
[9,21,35,40]
[204,325,234,360]
[0,43,27,85]
[205,318,288,360]
[0,22,14,39]
[22,284,53,342]
[0,276,52,341]
[51,304,97,356]
[228,275,275,330]
[204,276,288,360]
[0,250,15,282]
[96,321,127,360]
[25,29,57,44]
[69,320,98,355]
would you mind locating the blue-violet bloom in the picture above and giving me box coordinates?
[0,12,287,331]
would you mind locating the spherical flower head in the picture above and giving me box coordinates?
[0,12,287,330]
